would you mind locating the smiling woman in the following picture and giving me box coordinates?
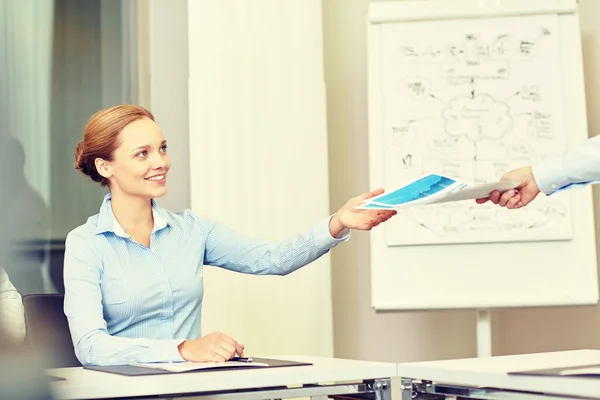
[74,106,164,189]
[73,106,171,247]
[63,104,397,367]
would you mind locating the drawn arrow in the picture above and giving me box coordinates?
[504,90,521,102]
[428,93,446,105]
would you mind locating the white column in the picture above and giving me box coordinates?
[477,309,493,357]
[188,0,333,357]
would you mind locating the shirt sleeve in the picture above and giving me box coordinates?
[532,134,600,195]
[63,230,185,366]
[0,266,25,342]
[199,215,350,275]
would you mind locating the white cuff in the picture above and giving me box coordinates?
[147,339,187,363]
[531,153,567,195]
[313,216,350,251]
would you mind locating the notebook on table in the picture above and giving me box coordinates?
[84,357,312,376]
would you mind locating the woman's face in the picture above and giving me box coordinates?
[104,117,171,199]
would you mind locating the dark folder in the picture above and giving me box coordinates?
[83,357,312,376]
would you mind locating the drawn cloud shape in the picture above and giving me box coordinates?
[442,94,512,142]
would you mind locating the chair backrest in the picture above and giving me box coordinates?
[22,294,81,368]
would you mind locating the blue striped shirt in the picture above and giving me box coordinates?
[63,193,348,366]
[532,133,600,194]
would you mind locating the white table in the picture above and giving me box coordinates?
[48,355,396,400]
[397,349,600,400]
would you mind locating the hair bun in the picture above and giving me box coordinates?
[74,141,87,172]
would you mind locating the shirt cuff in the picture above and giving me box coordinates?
[531,153,568,195]
[149,339,186,363]
[313,215,350,251]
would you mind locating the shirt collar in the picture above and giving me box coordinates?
[94,193,170,236]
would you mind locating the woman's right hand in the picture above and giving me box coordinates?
[177,331,245,362]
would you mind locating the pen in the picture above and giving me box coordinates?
[232,357,253,363]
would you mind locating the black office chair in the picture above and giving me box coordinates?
[22,293,81,368]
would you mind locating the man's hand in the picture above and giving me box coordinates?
[476,167,541,209]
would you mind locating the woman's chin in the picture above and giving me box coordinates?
[148,187,167,199]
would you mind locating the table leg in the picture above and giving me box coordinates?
[401,377,413,400]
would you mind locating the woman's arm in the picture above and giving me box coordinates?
[200,215,348,275]
[201,189,395,275]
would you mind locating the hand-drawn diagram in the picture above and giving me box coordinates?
[379,14,572,245]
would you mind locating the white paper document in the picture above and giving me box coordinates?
[358,174,519,209]
[134,360,269,373]
[558,366,600,377]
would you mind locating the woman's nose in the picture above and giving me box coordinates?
[151,152,167,169]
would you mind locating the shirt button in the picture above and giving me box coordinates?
[551,184,557,189]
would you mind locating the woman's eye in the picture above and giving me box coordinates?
[160,144,168,152]
[137,151,147,157]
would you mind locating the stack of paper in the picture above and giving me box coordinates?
[358,174,519,209]
[134,360,269,373]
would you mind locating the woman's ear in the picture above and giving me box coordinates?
[95,158,113,180]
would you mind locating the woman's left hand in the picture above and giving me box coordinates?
[329,188,397,237]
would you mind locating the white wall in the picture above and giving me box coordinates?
[186,0,333,357]
[324,0,600,362]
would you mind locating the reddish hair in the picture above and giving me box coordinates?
[74,105,154,187]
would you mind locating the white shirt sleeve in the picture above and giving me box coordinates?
[532,134,600,195]
[0,266,25,342]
